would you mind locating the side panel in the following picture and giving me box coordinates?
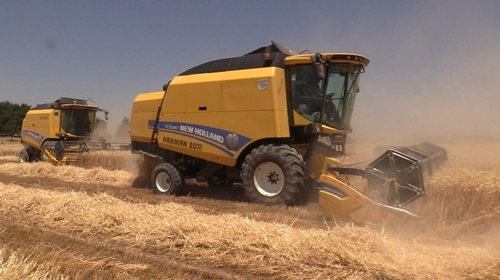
[221,68,286,111]
[150,67,291,167]
[162,82,185,113]
[185,72,224,112]
[292,111,312,126]
[222,67,290,138]
[155,111,278,166]
[130,91,164,143]
[21,109,59,149]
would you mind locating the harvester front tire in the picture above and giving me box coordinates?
[241,144,306,206]
[40,141,64,163]
[40,141,56,162]
[151,163,185,195]
[19,149,31,163]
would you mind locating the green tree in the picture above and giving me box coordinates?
[0,101,31,135]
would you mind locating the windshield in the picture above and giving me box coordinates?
[61,108,96,137]
[291,63,362,130]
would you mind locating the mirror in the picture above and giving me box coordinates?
[314,62,325,79]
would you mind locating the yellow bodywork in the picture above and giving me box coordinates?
[285,53,368,66]
[22,105,98,149]
[21,102,101,164]
[130,91,164,144]
[21,108,63,150]
[130,54,364,166]
[131,67,292,166]
[317,172,418,225]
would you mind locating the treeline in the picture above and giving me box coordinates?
[0,101,31,136]
[115,117,130,140]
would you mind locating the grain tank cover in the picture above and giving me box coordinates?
[244,41,299,56]
[179,41,298,76]
[31,97,90,110]
[56,97,88,105]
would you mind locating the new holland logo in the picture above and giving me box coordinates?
[225,133,239,151]
[150,121,252,156]
[23,130,43,143]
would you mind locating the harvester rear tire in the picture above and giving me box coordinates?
[241,144,306,206]
[19,149,31,163]
[151,163,185,195]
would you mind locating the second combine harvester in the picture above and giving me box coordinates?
[129,41,447,225]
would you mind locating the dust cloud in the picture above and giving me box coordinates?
[323,3,500,141]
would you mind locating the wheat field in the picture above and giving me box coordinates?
[0,139,499,279]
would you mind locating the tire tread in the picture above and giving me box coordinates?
[241,144,306,205]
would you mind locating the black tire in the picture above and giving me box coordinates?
[40,141,55,162]
[19,149,31,163]
[40,141,64,162]
[241,144,306,205]
[31,149,41,162]
[150,163,185,195]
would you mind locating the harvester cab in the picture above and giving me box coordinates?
[20,97,114,164]
[129,41,448,225]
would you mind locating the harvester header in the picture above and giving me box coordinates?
[321,142,448,224]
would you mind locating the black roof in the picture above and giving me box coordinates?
[32,97,89,110]
[245,41,299,56]
[179,41,298,76]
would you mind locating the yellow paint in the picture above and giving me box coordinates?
[131,67,294,166]
[130,50,370,164]
[317,173,418,225]
[285,52,369,67]
[130,91,165,143]
[21,104,100,150]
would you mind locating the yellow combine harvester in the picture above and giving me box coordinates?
[129,41,447,225]
[20,97,113,164]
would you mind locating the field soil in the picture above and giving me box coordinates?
[0,138,499,279]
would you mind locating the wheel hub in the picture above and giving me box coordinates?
[155,171,172,192]
[266,171,279,184]
[254,161,285,197]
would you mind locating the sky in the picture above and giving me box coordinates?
[1,0,499,140]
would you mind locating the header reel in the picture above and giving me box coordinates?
[320,142,448,224]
